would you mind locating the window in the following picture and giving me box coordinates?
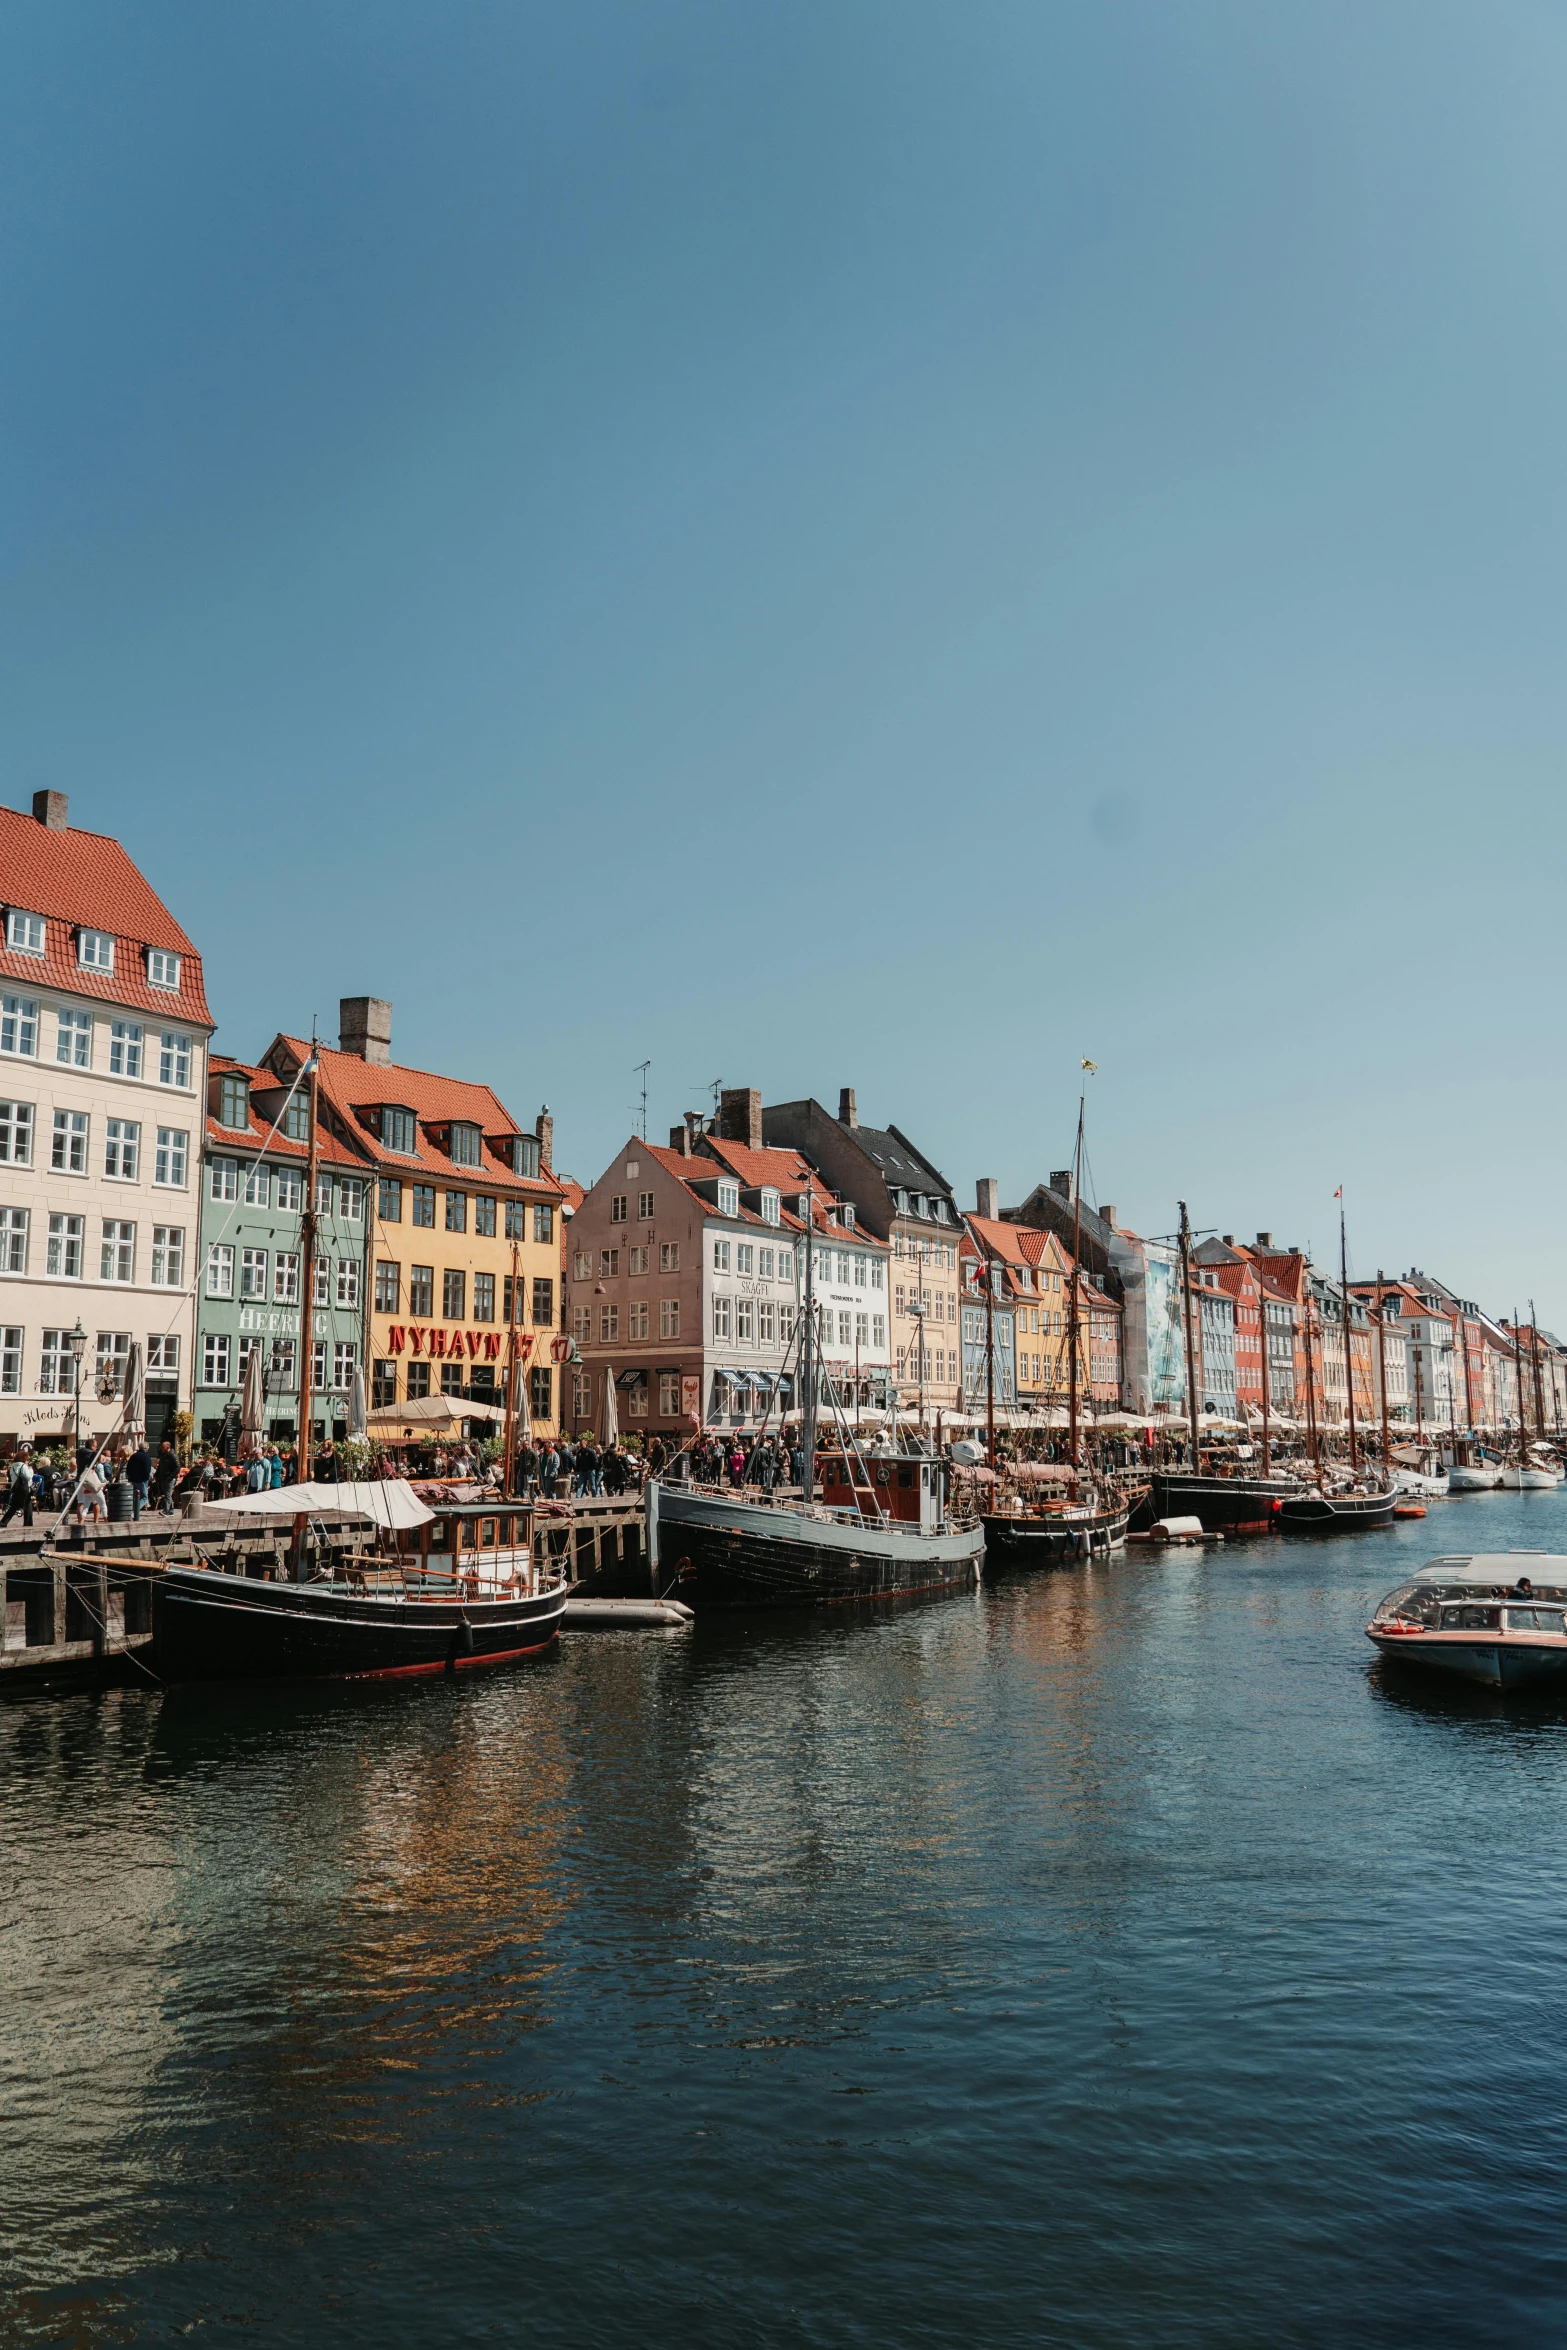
[148,949,181,992]
[713,1296,731,1340]
[440,1362,465,1398]
[213,1072,245,1128]
[532,1277,554,1327]
[57,1009,91,1067]
[716,1181,739,1218]
[1,997,38,1058]
[838,1311,852,1347]
[104,1119,139,1180]
[777,1248,793,1281]
[209,1155,238,1202]
[629,1301,649,1340]
[202,1332,231,1388]
[448,1122,482,1167]
[661,1299,679,1339]
[378,1177,403,1222]
[573,1251,592,1281]
[736,1298,754,1342]
[473,1272,495,1322]
[713,1240,731,1273]
[412,1184,435,1227]
[633,1190,654,1221]
[152,1127,188,1189]
[47,1213,83,1278]
[151,1336,181,1379]
[282,1095,310,1142]
[0,1326,21,1396]
[205,1243,234,1298]
[837,1253,850,1284]
[241,1248,269,1301]
[628,1246,649,1275]
[315,1173,333,1215]
[530,1366,552,1420]
[151,1226,184,1288]
[6,910,44,956]
[737,1244,754,1275]
[659,1371,681,1418]
[406,1361,431,1400]
[338,1178,364,1221]
[873,1315,886,1348]
[760,1188,780,1226]
[0,1100,32,1165]
[275,1167,302,1212]
[382,1105,416,1155]
[443,1269,466,1319]
[854,1256,867,1288]
[660,1242,680,1273]
[101,1221,135,1283]
[156,1031,191,1090]
[311,1341,328,1393]
[472,1194,496,1238]
[39,1329,74,1394]
[599,1249,620,1278]
[409,1265,434,1317]
[333,1343,357,1392]
[109,1022,143,1079]
[599,1304,619,1341]
[855,1312,869,1347]
[534,1203,553,1244]
[444,1191,466,1234]
[78,929,114,973]
[572,1306,591,1341]
[375,1261,400,1313]
[273,1252,299,1303]
[504,1201,525,1241]
[871,1261,884,1291]
[372,1360,397,1408]
[242,1161,269,1207]
[312,1258,330,1308]
[759,1301,775,1344]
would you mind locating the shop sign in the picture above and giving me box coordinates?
[384,1325,529,1363]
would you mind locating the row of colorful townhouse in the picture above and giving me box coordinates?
[0,793,566,1455]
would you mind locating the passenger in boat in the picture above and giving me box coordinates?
[1511,1576,1535,1599]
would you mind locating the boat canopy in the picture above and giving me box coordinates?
[203,1479,436,1530]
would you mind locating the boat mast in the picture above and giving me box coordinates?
[297,1037,321,1477]
[502,1231,520,1494]
[1303,1290,1321,1481]
[1513,1306,1529,1455]
[1375,1268,1390,1482]
[801,1170,817,1488]
[1413,1332,1424,1446]
[1257,1270,1271,1477]
[1529,1298,1548,1437]
[1178,1201,1200,1466]
[1068,1093,1084,1478]
[984,1252,996,1472]
[1339,1203,1359,1475]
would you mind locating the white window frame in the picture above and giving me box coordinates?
[100,1220,135,1283]
[273,1252,300,1303]
[154,1127,188,1188]
[158,1030,192,1087]
[241,1248,269,1302]
[57,1009,92,1068]
[202,1332,232,1389]
[104,1117,140,1181]
[274,1166,302,1211]
[46,1212,83,1279]
[0,1100,33,1166]
[148,1333,179,1373]
[209,1155,238,1202]
[660,1298,679,1339]
[0,1207,28,1274]
[713,1295,731,1340]
[205,1242,235,1299]
[717,1181,739,1217]
[335,1258,361,1309]
[1,996,38,1058]
[0,1325,21,1395]
[151,1226,185,1288]
[5,910,44,957]
[78,930,115,973]
[147,949,182,992]
[108,1021,143,1078]
[660,1242,680,1272]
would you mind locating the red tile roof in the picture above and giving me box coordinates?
[700,1136,818,1189]
[268,1035,562,1197]
[0,804,212,1023]
[206,1053,361,1168]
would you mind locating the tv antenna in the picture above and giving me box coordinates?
[633,1059,651,1142]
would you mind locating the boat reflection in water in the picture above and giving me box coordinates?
[1368,1554,1567,1687]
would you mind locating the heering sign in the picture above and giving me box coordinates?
[384,1325,528,1364]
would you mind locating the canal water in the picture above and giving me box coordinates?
[4,1495,1567,2348]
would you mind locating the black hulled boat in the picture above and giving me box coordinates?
[1144,1471,1302,1533]
[1276,1486,1396,1534]
[982,1489,1137,1566]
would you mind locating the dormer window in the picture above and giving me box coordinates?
[914,1194,928,1219]
[282,1096,310,1142]
[510,1135,541,1178]
[842,1203,855,1230]
[448,1121,482,1167]
[147,949,181,991]
[795,1194,811,1221]
[895,1189,910,1214]
[760,1187,781,1226]
[934,1199,949,1224]
[218,1074,250,1130]
[381,1105,417,1155]
[78,930,115,974]
[5,911,44,957]
[717,1180,739,1218]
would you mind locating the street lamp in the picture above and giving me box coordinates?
[67,1319,87,1461]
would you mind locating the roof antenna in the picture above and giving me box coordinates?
[633,1059,651,1142]
[709,1077,723,1127]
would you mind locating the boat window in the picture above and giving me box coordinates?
[432,1522,453,1549]
[1441,1605,1500,1630]
[1506,1607,1563,1633]
[898,1467,912,1488]
[480,1519,497,1547]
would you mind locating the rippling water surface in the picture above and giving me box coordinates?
[5,1496,1567,2346]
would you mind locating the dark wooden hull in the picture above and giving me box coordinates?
[151,1564,567,1683]
[981,1502,1131,1567]
[1278,1490,1397,1534]
[649,1484,983,1610]
[1143,1473,1302,1533]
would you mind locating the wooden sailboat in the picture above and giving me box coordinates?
[1277,1203,1394,1532]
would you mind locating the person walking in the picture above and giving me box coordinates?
[125,1440,153,1522]
[74,1460,106,1528]
[1,1448,35,1529]
[540,1444,560,1499]
[150,1441,179,1515]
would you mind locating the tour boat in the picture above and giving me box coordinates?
[981,1488,1138,1566]
[1276,1485,1397,1534]
[1367,1557,1567,1687]
[149,1484,567,1683]
[647,1451,983,1608]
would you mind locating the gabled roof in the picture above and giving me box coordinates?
[205,1054,363,1168]
[699,1136,816,1191]
[267,1035,561,1197]
[0,803,212,1023]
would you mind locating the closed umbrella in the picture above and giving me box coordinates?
[121,1341,144,1436]
[240,1341,266,1446]
[602,1363,619,1446]
[348,1363,367,1439]
[515,1359,533,1444]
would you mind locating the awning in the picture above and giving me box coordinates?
[201,1479,436,1530]
[616,1368,647,1390]
[365,1395,507,1435]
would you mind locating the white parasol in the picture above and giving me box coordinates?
[240,1343,266,1446]
[348,1363,367,1439]
[121,1341,145,1436]
[602,1363,619,1447]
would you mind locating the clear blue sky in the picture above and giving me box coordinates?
[2,3,1561,1316]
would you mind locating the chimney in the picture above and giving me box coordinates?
[1101,1205,1116,1230]
[339,996,392,1065]
[1256,1231,1272,1249]
[719,1087,762,1150]
[1222,1235,1234,1248]
[839,1087,858,1128]
[535,1106,553,1171]
[32,790,67,831]
[976,1177,999,1220]
[1050,1169,1072,1198]
[669,1119,697,1156]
